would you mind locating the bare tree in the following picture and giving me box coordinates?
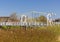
[10,12,18,21]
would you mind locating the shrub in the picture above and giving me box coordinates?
[1,26,8,29]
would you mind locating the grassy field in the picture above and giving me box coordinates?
[0,25,60,42]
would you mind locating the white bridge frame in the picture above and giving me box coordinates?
[0,11,56,26]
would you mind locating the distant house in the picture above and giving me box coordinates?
[53,18,60,22]
[52,18,60,25]
[0,16,20,22]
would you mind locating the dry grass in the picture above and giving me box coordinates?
[0,26,59,42]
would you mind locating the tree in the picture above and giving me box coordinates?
[37,15,47,23]
[10,12,18,21]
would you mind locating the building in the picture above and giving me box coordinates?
[0,16,20,22]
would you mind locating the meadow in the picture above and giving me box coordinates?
[0,25,60,42]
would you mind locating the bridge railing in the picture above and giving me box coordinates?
[0,22,47,26]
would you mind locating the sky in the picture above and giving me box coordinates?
[0,0,60,18]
